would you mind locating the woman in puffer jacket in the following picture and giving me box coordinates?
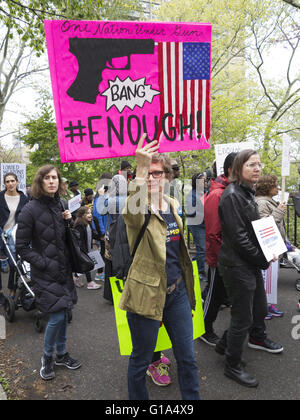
[16,165,81,381]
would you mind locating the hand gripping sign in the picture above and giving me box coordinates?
[44,20,212,163]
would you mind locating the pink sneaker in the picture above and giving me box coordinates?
[146,362,171,386]
[156,354,171,367]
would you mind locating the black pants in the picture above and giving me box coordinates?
[203,266,228,334]
[103,258,113,303]
[219,264,268,367]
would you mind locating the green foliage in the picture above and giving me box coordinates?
[19,98,135,189]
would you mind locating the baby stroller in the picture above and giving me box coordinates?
[286,250,300,291]
[1,226,46,333]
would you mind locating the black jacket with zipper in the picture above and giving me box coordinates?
[218,181,269,270]
[16,194,77,314]
[0,190,29,229]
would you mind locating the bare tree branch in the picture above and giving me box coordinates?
[282,0,300,10]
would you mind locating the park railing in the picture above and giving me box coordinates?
[286,202,299,248]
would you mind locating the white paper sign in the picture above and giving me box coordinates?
[272,192,289,204]
[281,135,291,177]
[252,216,287,262]
[262,261,278,304]
[215,141,255,176]
[1,163,26,193]
[88,250,105,271]
[68,193,82,213]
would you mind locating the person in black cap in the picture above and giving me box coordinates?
[69,181,81,197]
[118,161,132,181]
[81,188,94,211]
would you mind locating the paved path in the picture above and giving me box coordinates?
[1,266,300,400]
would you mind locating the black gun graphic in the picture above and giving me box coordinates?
[67,38,155,104]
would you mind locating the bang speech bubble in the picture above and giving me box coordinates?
[101,76,160,113]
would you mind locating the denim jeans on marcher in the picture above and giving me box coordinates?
[44,310,68,357]
[126,281,200,400]
[188,224,206,275]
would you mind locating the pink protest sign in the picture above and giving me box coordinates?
[44,20,212,163]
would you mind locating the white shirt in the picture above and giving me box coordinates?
[4,194,20,232]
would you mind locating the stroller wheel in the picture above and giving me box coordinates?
[296,279,300,292]
[4,296,15,323]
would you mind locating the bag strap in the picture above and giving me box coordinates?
[59,199,71,228]
[131,212,151,259]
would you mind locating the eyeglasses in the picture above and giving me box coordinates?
[244,162,264,170]
[147,171,166,179]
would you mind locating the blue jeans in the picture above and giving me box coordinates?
[188,223,206,274]
[44,311,68,357]
[126,281,200,400]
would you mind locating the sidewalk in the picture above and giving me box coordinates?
[0,384,7,400]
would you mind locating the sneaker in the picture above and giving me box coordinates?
[265,313,273,321]
[87,281,101,290]
[40,355,55,381]
[73,277,84,288]
[95,272,105,281]
[248,338,283,354]
[199,272,208,282]
[0,253,7,262]
[297,300,300,311]
[55,353,82,370]
[146,362,171,386]
[159,353,171,367]
[200,332,220,347]
[268,304,284,318]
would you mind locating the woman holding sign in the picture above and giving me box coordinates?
[255,175,286,319]
[119,135,200,400]
[218,150,283,388]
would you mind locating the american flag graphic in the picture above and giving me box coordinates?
[259,226,276,239]
[157,42,211,142]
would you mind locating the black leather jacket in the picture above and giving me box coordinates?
[218,181,269,270]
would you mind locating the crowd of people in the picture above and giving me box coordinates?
[0,136,298,399]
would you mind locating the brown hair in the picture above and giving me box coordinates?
[151,154,173,182]
[74,206,91,227]
[4,172,18,183]
[31,165,63,199]
[255,175,278,197]
[230,149,259,183]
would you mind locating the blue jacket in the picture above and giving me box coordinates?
[93,196,107,236]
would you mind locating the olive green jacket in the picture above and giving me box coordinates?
[119,182,195,321]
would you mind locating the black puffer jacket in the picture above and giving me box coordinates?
[218,181,269,270]
[16,194,77,314]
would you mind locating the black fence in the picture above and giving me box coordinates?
[286,202,299,248]
[187,201,300,251]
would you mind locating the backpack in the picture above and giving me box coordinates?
[109,213,151,280]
